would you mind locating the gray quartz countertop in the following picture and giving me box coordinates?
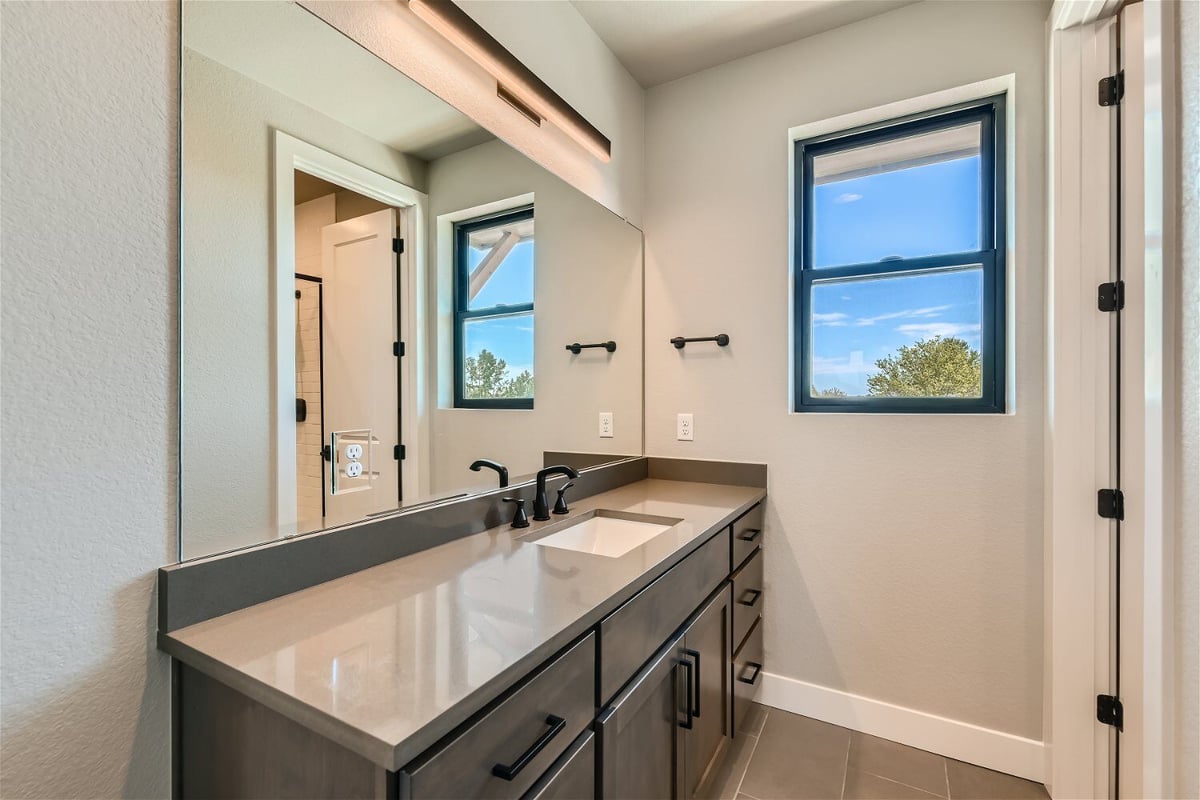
[158,478,765,771]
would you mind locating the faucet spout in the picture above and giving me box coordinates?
[533,465,580,521]
[470,459,509,488]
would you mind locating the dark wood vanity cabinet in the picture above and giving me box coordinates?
[173,502,766,800]
[596,587,731,800]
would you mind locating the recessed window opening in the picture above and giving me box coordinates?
[793,96,1007,413]
[453,205,536,409]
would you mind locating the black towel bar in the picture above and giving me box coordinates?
[671,334,729,349]
[565,341,617,354]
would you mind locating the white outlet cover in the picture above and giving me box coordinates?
[677,413,694,441]
[345,443,363,460]
[599,412,614,438]
[345,461,364,478]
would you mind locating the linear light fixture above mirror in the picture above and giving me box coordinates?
[406,0,612,162]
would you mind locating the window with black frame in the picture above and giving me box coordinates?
[793,96,1006,413]
[454,206,535,409]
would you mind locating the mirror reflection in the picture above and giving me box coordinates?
[181,1,643,561]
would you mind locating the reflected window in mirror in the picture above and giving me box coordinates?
[454,206,536,408]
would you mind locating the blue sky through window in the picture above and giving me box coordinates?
[465,238,534,377]
[809,155,983,396]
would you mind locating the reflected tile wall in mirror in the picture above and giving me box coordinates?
[180,0,643,561]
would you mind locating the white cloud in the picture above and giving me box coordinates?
[812,312,849,327]
[834,193,862,204]
[854,304,952,326]
[895,322,980,337]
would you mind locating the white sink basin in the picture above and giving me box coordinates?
[531,511,678,558]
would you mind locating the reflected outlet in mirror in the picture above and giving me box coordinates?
[528,511,681,559]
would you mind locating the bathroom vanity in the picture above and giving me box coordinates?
[159,463,766,799]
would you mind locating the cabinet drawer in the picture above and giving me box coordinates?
[599,528,731,706]
[402,633,596,800]
[522,731,594,800]
[732,617,763,736]
[731,548,763,653]
[731,505,764,571]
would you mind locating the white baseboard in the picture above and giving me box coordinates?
[757,672,1045,783]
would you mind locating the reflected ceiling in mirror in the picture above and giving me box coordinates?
[180,1,643,561]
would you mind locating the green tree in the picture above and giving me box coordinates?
[813,386,848,397]
[866,336,981,398]
[464,349,533,399]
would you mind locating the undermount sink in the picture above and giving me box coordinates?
[529,510,680,558]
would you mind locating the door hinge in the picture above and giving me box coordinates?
[1098,72,1124,107]
[1097,488,1125,520]
[392,237,405,254]
[321,444,332,462]
[1098,281,1125,312]
[1097,694,1124,730]
[393,341,405,357]
[394,444,406,461]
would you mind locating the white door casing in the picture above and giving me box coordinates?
[273,130,428,531]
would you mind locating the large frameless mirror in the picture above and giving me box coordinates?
[180,0,643,560]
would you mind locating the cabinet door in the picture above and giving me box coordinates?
[596,632,687,800]
[682,588,731,799]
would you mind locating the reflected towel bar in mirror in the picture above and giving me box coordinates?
[670,334,730,349]
[565,341,617,354]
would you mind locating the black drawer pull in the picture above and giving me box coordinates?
[737,528,762,543]
[678,659,694,730]
[737,588,762,607]
[491,714,565,781]
[737,661,763,686]
[683,648,701,718]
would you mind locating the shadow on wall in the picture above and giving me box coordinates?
[0,577,171,800]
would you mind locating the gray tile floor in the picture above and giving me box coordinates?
[710,704,1050,800]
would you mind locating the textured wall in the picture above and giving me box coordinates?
[0,2,176,797]
[643,0,1048,739]
[1174,0,1198,794]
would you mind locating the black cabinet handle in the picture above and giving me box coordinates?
[677,659,694,730]
[737,528,762,543]
[737,662,763,686]
[491,714,565,780]
[683,648,701,718]
[737,589,762,607]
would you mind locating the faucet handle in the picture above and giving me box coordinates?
[502,497,529,529]
[553,483,575,515]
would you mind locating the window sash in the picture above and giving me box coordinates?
[453,206,535,409]
[792,97,1005,413]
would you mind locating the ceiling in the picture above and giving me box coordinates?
[571,0,919,87]
[184,1,493,161]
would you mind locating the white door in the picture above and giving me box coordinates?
[320,207,400,525]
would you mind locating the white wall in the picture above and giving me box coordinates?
[1174,0,1198,794]
[181,48,426,559]
[0,2,175,797]
[426,139,644,493]
[457,0,647,226]
[643,0,1048,741]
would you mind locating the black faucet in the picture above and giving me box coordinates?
[470,458,509,488]
[533,465,580,521]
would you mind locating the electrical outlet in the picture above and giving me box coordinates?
[599,412,614,438]
[677,413,694,441]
